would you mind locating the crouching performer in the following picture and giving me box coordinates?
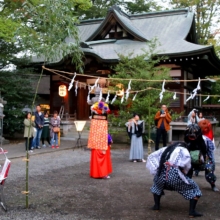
[146,142,203,218]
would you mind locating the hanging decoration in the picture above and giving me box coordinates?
[186,94,193,103]
[75,81,78,96]
[43,67,220,104]
[91,77,99,91]
[111,94,117,104]
[105,90,110,103]
[98,88,103,102]
[191,77,201,99]
[203,95,210,102]
[125,80,132,100]
[68,72,76,91]
[159,79,166,102]
[132,92,138,101]
[121,93,125,103]
[87,86,92,103]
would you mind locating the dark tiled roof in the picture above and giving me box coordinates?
[32,7,217,66]
[75,7,212,61]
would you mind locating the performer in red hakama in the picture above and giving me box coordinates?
[88,101,112,179]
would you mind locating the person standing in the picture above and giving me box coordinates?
[154,105,172,151]
[187,109,200,125]
[24,112,35,153]
[198,112,205,121]
[50,111,60,149]
[33,105,44,149]
[88,101,111,179]
[125,113,146,162]
[41,111,51,148]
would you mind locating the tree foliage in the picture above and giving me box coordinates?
[167,0,220,46]
[108,40,176,139]
[123,0,161,14]
[77,0,160,19]
[0,0,92,135]
[0,70,35,135]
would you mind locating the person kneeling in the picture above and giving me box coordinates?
[146,142,203,218]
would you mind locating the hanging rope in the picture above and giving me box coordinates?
[42,66,220,98]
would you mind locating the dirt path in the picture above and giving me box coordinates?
[0,148,219,220]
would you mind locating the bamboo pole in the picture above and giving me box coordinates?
[24,67,44,208]
[147,93,152,155]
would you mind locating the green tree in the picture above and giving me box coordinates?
[77,0,120,19]
[0,0,92,135]
[0,0,92,209]
[167,0,220,45]
[0,69,35,135]
[77,0,160,19]
[124,0,161,14]
[108,40,177,152]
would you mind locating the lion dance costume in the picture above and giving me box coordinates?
[146,142,202,218]
[184,120,218,191]
[88,101,112,179]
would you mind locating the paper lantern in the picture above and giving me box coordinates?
[59,85,67,97]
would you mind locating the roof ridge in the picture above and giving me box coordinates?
[129,8,190,19]
[79,7,191,25]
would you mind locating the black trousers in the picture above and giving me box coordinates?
[155,128,167,151]
[25,137,33,151]
[42,137,51,145]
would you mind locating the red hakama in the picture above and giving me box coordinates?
[90,146,112,178]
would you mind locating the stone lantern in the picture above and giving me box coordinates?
[0,96,7,146]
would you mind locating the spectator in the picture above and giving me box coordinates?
[187,109,200,125]
[125,113,146,162]
[154,105,172,151]
[33,105,44,149]
[24,112,35,153]
[50,111,60,149]
[41,111,51,148]
[198,112,205,120]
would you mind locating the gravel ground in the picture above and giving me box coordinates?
[0,148,219,220]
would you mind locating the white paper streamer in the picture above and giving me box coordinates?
[125,80,132,100]
[161,79,166,93]
[94,77,100,87]
[159,92,163,103]
[173,92,176,100]
[105,90,110,103]
[121,93,124,103]
[87,93,91,103]
[191,90,197,99]
[68,72,76,91]
[132,92,138,101]
[98,88,102,102]
[191,77,201,100]
[186,94,193,103]
[75,81,78,96]
[197,77,201,90]
[159,79,166,102]
[87,86,92,103]
[203,95,210,102]
[111,94,117,104]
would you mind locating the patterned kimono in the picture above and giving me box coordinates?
[146,145,202,200]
